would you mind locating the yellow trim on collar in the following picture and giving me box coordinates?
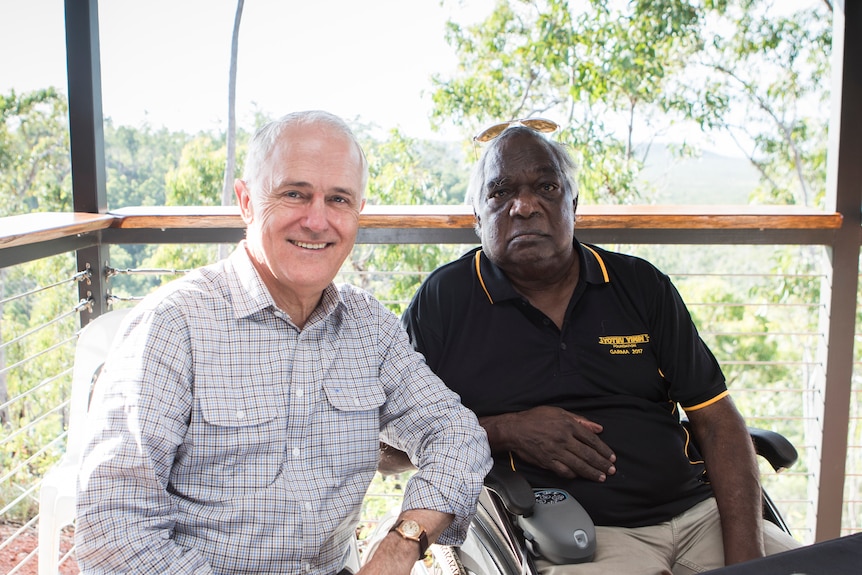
[475,250,494,304]
[581,244,610,283]
[684,390,730,411]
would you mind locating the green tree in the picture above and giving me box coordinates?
[433,0,708,203]
[105,119,192,209]
[166,135,229,206]
[692,1,832,207]
[130,133,239,294]
[103,120,195,298]
[346,128,473,314]
[0,89,79,518]
[0,88,71,215]
[433,0,831,208]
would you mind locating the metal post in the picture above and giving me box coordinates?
[65,0,110,322]
[816,0,862,542]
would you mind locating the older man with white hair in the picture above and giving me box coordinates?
[76,110,491,575]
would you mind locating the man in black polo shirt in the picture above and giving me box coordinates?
[392,123,799,574]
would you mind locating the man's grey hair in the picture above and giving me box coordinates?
[242,110,369,198]
[466,126,579,211]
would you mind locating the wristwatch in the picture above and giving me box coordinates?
[389,519,429,560]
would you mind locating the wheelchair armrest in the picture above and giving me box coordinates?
[749,427,798,472]
[681,419,798,473]
[484,459,536,517]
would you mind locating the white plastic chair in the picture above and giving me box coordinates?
[38,308,132,575]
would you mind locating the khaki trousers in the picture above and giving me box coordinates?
[536,497,800,575]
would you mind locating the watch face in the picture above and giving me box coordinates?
[400,520,421,537]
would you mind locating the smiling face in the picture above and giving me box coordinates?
[474,129,577,281]
[236,121,366,309]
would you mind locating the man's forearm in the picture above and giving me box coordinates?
[359,509,453,575]
[708,432,765,563]
[689,398,765,564]
[76,502,214,574]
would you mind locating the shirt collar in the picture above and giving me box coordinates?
[225,241,346,322]
[474,238,611,305]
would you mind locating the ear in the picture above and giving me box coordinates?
[236,179,254,225]
[473,210,481,228]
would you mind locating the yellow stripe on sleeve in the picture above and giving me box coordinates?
[683,390,730,411]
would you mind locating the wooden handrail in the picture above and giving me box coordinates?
[107,204,843,230]
[0,212,115,250]
[0,205,844,254]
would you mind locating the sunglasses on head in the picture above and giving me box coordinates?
[473,117,560,143]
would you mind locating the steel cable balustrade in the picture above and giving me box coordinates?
[0,203,853,573]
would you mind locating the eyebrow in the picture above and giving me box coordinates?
[273,179,312,190]
[273,179,357,198]
[487,177,510,191]
[486,164,560,190]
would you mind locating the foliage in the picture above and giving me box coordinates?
[0,88,71,216]
[345,128,474,314]
[358,471,413,541]
[105,119,192,209]
[690,0,832,207]
[433,0,831,207]
[433,0,707,203]
[0,89,78,518]
[165,135,230,206]
[0,253,79,520]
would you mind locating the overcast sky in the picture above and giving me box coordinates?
[1,0,823,155]
[1,0,491,140]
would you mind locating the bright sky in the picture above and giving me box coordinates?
[1,0,824,155]
[1,0,492,140]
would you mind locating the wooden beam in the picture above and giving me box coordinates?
[107,204,843,231]
[0,213,114,250]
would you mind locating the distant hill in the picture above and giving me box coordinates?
[637,144,760,204]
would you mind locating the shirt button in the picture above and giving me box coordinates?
[303,562,311,572]
[295,388,304,398]
[560,342,567,350]
[235,410,245,420]
[292,447,301,457]
[305,501,313,511]
[353,397,361,407]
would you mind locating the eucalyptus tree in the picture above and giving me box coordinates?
[0,88,75,517]
[432,0,831,207]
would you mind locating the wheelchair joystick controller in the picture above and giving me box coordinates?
[516,488,597,564]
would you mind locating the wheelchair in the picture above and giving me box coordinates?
[362,425,797,575]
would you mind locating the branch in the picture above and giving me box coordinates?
[724,127,783,195]
[626,97,636,161]
[711,64,810,205]
[512,72,537,118]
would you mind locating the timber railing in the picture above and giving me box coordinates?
[0,205,845,270]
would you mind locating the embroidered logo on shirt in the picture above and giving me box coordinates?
[598,334,650,355]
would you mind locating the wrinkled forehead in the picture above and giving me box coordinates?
[258,125,364,192]
[482,130,562,184]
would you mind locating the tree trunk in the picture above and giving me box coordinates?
[220,0,244,261]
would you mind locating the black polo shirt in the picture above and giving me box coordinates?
[402,241,726,527]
